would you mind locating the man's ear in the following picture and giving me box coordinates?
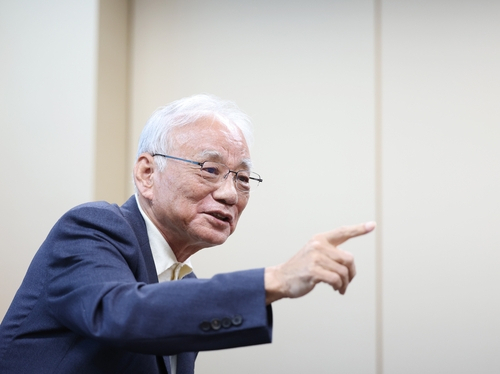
[134,153,156,200]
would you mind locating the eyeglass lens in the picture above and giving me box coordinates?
[200,162,261,192]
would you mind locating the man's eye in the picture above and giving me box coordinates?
[201,166,219,175]
[237,173,250,184]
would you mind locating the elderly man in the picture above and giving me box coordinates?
[0,94,375,374]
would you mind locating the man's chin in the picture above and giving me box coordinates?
[187,219,235,248]
[206,232,231,246]
[193,227,231,248]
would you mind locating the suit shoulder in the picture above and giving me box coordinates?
[67,200,122,216]
[47,200,137,244]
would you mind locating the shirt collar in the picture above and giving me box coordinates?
[135,194,193,281]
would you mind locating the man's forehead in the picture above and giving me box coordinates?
[170,120,251,166]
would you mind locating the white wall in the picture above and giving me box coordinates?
[381,1,500,373]
[0,1,98,317]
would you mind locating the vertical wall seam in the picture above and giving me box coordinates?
[374,0,383,373]
[124,0,133,197]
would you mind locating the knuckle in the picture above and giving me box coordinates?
[310,238,322,248]
[309,234,324,245]
[311,252,326,269]
[330,273,341,288]
[307,239,323,252]
[337,266,349,279]
[343,251,354,264]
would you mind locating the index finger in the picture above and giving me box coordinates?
[324,221,376,246]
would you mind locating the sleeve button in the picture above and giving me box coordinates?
[211,319,222,330]
[200,321,211,332]
[231,315,243,326]
[221,317,232,328]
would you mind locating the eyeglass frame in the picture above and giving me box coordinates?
[151,153,263,192]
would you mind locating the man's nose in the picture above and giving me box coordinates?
[213,174,239,205]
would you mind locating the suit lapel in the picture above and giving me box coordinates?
[120,195,159,283]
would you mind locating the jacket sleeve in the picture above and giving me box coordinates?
[45,203,272,355]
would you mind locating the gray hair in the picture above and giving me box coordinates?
[136,94,254,171]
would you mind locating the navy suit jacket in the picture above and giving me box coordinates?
[0,196,272,373]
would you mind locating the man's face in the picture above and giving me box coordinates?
[147,119,251,256]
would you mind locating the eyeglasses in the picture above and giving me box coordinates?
[152,154,263,193]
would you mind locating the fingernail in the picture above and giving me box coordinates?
[365,221,376,232]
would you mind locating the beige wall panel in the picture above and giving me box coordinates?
[130,1,376,373]
[95,0,131,204]
[382,1,500,373]
[0,1,99,318]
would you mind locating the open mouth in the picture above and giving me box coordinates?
[207,212,231,223]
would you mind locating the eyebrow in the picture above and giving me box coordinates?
[197,150,253,170]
